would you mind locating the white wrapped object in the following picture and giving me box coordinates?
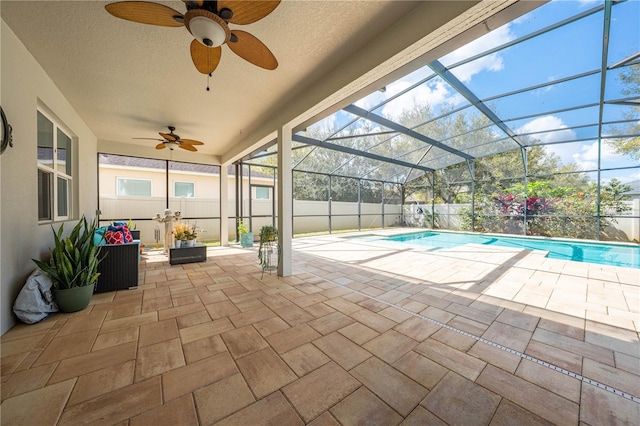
[13,269,59,324]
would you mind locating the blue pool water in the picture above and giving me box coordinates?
[380,231,640,269]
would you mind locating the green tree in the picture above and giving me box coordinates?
[600,178,632,215]
[607,63,640,160]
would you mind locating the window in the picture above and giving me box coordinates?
[255,186,271,200]
[37,110,72,221]
[116,178,152,196]
[174,181,195,197]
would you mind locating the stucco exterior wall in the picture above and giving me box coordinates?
[1,20,98,334]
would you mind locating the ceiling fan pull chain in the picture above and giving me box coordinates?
[206,73,211,91]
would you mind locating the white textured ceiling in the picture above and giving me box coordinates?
[1,1,508,163]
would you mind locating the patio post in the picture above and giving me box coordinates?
[220,164,229,246]
[277,126,293,276]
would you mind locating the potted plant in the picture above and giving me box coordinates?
[238,219,253,247]
[173,223,189,248]
[185,223,198,247]
[127,219,140,240]
[259,225,277,243]
[258,225,279,274]
[33,216,104,312]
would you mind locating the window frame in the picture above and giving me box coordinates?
[37,109,73,223]
[116,177,153,197]
[174,180,195,198]
[254,185,272,200]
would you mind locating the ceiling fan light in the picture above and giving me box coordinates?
[166,141,179,150]
[185,10,230,48]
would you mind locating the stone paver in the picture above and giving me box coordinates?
[476,364,579,425]
[130,393,198,426]
[330,387,403,426]
[235,347,297,398]
[2,236,638,425]
[422,371,500,425]
[363,330,418,363]
[351,357,428,416]
[313,332,372,370]
[193,373,255,424]
[414,338,487,381]
[215,391,303,425]
[281,343,331,376]
[282,362,361,423]
[221,325,269,359]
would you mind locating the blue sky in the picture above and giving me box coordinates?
[308,0,639,184]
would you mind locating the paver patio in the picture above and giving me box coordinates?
[1,229,638,425]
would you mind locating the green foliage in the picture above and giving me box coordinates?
[258,225,279,271]
[459,175,632,239]
[237,219,249,234]
[601,178,633,216]
[259,225,278,243]
[607,63,640,161]
[33,216,104,290]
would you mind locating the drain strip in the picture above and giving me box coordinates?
[309,271,640,404]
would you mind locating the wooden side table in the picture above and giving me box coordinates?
[169,244,206,265]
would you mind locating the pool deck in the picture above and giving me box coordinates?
[1,229,638,424]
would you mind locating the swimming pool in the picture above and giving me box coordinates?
[379,231,640,269]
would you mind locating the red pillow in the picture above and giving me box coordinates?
[105,230,124,244]
[122,225,133,243]
[105,225,133,244]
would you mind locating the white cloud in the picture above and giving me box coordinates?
[518,116,576,144]
[518,115,581,166]
[441,24,516,83]
[571,141,626,170]
[578,0,600,7]
[354,23,516,123]
[619,171,640,184]
[381,80,450,119]
[518,116,636,172]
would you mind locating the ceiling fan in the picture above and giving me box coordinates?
[105,0,280,75]
[134,126,205,151]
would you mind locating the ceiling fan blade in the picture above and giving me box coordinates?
[218,1,280,25]
[156,143,167,150]
[190,40,222,74]
[159,132,177,141]
[180,139,204,145]
[133,137,164,141]
[179,144,198,152]
[228,31,278,70]
[105,1,184,27]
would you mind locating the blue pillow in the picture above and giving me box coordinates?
[94,226,108,246]
[113,221,127,227]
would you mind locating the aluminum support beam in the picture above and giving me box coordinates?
[343,104,473,161]
[429,60,525,149]
[595,0,614,240]
[292,134,435,173]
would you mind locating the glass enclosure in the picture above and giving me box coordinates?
[245,0,639,242]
